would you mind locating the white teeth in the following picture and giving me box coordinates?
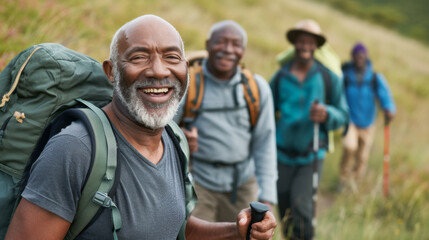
[143,88,169,93]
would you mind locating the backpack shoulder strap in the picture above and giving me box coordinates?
[182,61,205,128]
[64,99,121,240]
[167,121,190,160]
[317,63,337,152]
[343,74,349,90]
[318,63,332,104]
[272,66,289,106]
[241,69,260,128]
[165,121,197,240]
[372,72,378,92]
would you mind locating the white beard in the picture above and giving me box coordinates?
[113,66,188,130]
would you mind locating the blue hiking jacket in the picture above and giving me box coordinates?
[270,60,349,165]
[342,60,396,128]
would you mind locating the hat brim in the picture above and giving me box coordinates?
[286,29,326,47]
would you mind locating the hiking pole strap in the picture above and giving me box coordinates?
[230,164,239,204]
[192,157,244,204]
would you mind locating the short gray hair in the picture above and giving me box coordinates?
[109,15,185,66]
[207,20,247,47]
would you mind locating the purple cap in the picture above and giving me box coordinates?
[351,42,367,56]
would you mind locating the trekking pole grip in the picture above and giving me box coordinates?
[246,202,269,240]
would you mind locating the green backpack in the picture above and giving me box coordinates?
[0,43,196,239]
[0,43,114,239]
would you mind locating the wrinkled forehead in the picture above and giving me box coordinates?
[117,17,184,56]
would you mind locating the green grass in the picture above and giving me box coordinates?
[315,0,429,45]
[1,0,429,239]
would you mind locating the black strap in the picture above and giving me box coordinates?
[272,68,289,109]
[193,106,247,113]
[241,72,256,103]
[193,156,248,204]
[318,65,332,104]
[230,165,239,204]
[371,72,378,92]
[0,115,13,143]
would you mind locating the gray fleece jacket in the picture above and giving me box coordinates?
[174,59,277,204]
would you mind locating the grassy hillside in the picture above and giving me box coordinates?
[316,0,429,45]
[1,0,429,239]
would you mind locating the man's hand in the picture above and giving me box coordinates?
[181,127,198,154]
[310,101,328,123]
[384,110,395,126]
[236,208,277,240]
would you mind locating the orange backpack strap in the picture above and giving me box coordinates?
[241,69,260,128]
[182,61,205,128]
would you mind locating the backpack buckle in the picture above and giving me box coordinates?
[93,191,113,208]
[186,172,194,184]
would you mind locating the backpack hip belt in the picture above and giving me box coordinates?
[193,156,250,204]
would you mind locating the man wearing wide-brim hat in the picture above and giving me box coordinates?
[270,19,348,240]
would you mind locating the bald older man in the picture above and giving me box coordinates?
[5,15,276,240]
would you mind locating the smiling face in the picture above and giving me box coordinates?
[205,25,245,80]
[110,16,188,130]
[293,32,318,63]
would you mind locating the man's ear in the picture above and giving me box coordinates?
[103,60,114,83]
[205,39,210,51]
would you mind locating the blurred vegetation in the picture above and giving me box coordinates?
[1,0,429,239]
[315,0,429,45]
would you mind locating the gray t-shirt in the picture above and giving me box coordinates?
[22,120,186,239]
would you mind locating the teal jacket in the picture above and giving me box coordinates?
[270,60,348,165]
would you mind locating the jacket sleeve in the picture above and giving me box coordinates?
[324,72,349,130]
[375,73,396,113]
[251,74,278,204]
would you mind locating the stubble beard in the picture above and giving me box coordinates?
[113,65,188,130]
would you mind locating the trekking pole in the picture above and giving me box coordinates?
[246,202,269,240]
[383,121,390,198]
[312,100,320,235]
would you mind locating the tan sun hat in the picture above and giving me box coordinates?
[286,19,326,47]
